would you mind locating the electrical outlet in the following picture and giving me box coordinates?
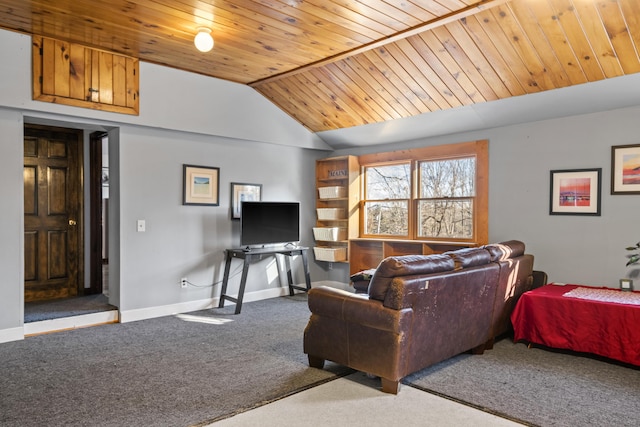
[180,277,188,288]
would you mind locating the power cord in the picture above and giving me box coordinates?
[182,263,243,288]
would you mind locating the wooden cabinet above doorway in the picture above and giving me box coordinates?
[32,35,139,115]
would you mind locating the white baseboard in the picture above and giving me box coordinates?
[119,285,294,323]
[0,327,24,343]
[0,284,317,341]
[23,310,119,336]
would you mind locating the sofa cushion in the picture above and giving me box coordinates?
[368,254,455,301]
[484,240,525,262]
[445,247,491,270]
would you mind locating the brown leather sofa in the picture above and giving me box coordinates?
[303,240,539,393]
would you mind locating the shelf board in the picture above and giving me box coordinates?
[317,197,348,202]
[318,177,348,183]
[349,237,477,246]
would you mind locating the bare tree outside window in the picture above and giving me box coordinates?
[358,140,487,243]
[418,157,475,238]
[364,164,410,236]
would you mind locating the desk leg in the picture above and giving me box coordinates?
[234,256,251,314]
[301,249,311,291]
[218,251,233,308]
[284,255,295,296]
[284,249,312,295]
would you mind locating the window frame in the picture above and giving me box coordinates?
[358,140,488,244]
[361,161,412,239]
[415,156,477,240]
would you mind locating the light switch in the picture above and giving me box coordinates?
[137,219,145,232]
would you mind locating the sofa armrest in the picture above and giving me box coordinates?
[307,286,412,334]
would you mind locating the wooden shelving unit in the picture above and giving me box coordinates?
[313,155,360,263]
[314,154,479,272]
[348,238,478,275]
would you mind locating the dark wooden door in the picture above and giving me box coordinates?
[24,125,83,302]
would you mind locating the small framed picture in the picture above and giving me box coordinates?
[620,279,633,292]
[549,168,601,216]
[611,144,640,195]
[183,164,220,206]
[231,182,262,219]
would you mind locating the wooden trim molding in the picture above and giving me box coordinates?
[358,139,489,245]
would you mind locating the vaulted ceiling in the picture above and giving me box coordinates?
[0,0,638,134]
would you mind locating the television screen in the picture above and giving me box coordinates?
[240,201,300,247]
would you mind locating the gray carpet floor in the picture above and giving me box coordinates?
[2,294,349,427]
[404,338,640,426]
[4,294,639,427]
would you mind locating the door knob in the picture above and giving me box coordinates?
[69,219,77,226]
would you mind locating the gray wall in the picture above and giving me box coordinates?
[337,106,640,287]
[115,125,320,313]
[1,27,639,341]
[0,29,330,341]
[0,109,24,338]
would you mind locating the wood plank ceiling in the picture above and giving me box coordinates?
[0,0,638,133]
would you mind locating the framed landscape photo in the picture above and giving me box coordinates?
[549,168,601,216]
[231,182,262,219]
[183,164,220,206]
[611,144,640,195]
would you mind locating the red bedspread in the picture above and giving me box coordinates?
[511,284,640,366]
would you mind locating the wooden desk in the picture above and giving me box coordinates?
[218,246,311,314]
[511,284,640,366]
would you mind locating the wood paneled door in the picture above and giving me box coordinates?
[23,125,83,302]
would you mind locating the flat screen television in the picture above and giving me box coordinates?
[240,201,300,248]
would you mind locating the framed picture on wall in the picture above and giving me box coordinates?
[231,182,262,219]
[549,168,601,216]
[611,144,640,195]
[183,164,220,206]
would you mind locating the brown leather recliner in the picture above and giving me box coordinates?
[303,241,536,393]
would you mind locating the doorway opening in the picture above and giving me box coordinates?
[23,123,117,325]
[89,131,110,297]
